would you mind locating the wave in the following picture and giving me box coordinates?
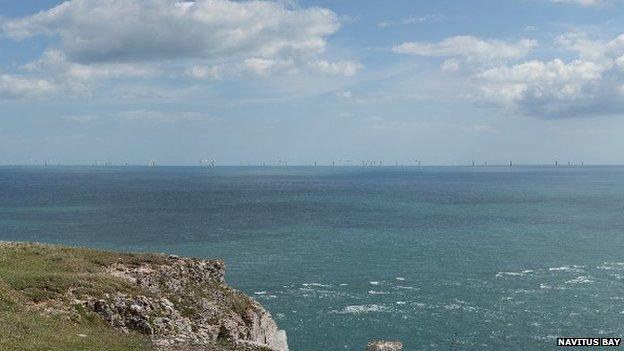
[548,265,585,273]
[368,290,390,295]
[565,275,594,284]
[302,283,333,288]
[332,304,389,314]
[394,285,417,290]
[597,262,624,271]
[496,271,532,277]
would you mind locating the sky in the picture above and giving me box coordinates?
[2,0,624,165]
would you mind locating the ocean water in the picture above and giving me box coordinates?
[1,165,624,350]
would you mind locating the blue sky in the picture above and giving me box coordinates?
[2,0,624,165]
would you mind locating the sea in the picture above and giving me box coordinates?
[1,165,623,350]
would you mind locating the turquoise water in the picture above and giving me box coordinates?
[1,166,624,350]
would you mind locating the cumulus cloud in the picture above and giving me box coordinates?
[393,36,537,62]
[2,0,340,64]
[474,33,624,118]
[308,60,363,77]
[391,31,624,118]
[0,0,360,99]
[242,58,296,77]
[0,74,58,99]
[23,50,160,80]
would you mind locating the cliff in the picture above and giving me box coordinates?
[0,242,287,351]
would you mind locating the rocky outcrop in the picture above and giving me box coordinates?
[83,255,288,351]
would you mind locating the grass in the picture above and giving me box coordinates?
[0,241,268,351]
[0,305,153,351]
[0,242,162,351]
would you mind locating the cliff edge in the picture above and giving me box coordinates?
[0,242,288,351]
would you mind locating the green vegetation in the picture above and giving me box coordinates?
[0,242,277,351]
[0,242,160,351]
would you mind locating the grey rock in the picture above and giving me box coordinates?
[86,256,287,351]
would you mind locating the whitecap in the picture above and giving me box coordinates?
[548,265,585,273]
[597,262,624,271]
[369,281,381,285]
[495,271,524,277]
[565,276,594,284]
[395,277,405,281]
[254,291,267,295]
[368,290,390,295]
[513,289,536,294]
[333,304,388,314]
[302,283,333,288]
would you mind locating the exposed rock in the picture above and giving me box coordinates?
[85,256,288,351]
[366,340,403,351]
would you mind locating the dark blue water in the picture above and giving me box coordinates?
[1,166,624,350]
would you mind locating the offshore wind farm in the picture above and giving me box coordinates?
[2,164,624,350]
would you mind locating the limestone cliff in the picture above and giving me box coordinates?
[86,255,289,351]
[0,242,288,351]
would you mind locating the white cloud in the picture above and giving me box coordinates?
[441,59,461,72]
[187,58,361,79]
[472,32,624,118]
[337,90,353,99]
[550,0,604,6]
[377,14,441,28]
[1,0,359,99]
[309,60,363,77]
[23,50,160,80]
[393,36,537,62]
[475,60,610,117]
[2,0,340,64]
[62,115,99,123]
[118,110,221,123]
[185,58,296,79]
[0,74,58,99]
[242,58,296,77]
[185,65,227,80]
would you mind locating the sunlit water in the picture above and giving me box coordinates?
[1,166,624,350]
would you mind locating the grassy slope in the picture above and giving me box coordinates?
[0,242,167,351]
